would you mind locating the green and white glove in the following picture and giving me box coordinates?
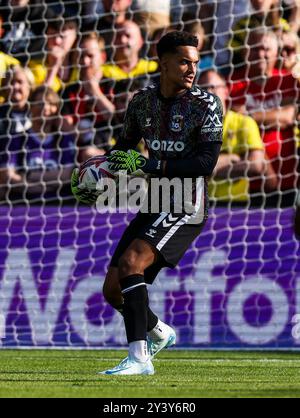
[106,149,163,177]
[71,168,98,205]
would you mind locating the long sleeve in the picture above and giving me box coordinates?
[165,141,222,177]
[165,95,223,177]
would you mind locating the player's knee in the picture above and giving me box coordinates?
[118,250,143,278]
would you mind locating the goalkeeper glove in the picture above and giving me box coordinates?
[107,149,163,176]
[71,168,99,205]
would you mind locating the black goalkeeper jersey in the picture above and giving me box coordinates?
[116,84,223,222]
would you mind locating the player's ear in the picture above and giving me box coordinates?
[160,56,169,72]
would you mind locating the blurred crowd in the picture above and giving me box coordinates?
[0,0,299,207]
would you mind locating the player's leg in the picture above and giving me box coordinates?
[116,239,176,364]
[103,264,176,356]
[117,239,157,364]
[136,214,207,357]
[100,238,157,375]
[103,266,159,332]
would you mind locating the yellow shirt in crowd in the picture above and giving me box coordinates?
[29,58,158,91]
[28,58,79,92]
[0,52,20,83]
[102,59,158,80]
[209,110,264,202]
[0,52,20,101]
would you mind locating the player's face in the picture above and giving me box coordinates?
[162,46,199,90]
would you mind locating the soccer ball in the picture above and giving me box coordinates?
[78,155,116,193]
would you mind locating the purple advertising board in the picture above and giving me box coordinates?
[0,206,299,349]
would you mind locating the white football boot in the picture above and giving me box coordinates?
[99,356,154,376]
[148,325,177,359]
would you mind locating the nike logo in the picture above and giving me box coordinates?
[105,367,132,375]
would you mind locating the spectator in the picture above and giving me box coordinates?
[0,65,33,199]
[96,0,133,61]
[0,66,33,137]
[229,0,290,68]
[132,0,177,38]
[28,13,79,93]
[0,0,47,64]
[102,20,158,83]
[199,69,268,203]
[0,86,99,203]
[62,32,115,152]
[280,31,300,73]
[229,29,299,205]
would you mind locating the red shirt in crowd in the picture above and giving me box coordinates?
[229,68,299,191]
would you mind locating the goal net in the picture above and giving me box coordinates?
[0,0,299,349]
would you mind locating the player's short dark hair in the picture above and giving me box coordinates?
[156,31,199,60]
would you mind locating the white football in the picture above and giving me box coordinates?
[78,155,116,193]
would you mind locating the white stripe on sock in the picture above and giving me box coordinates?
[121,282,146,294]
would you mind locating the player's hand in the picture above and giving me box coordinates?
[71,168,98,205]
[106,149,162,176]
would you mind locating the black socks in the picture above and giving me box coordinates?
[116,304,158,333]
[120,274,149,343]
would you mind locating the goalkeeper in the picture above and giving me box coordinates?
[72,31,223,375]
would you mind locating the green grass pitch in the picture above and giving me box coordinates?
[0,350,299,398]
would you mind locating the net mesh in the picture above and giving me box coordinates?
[0,0,299,348]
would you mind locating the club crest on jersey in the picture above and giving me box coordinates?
[170,115,184,132]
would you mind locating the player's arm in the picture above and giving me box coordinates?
[166,97,223,177]
[164,141,222,178]
[107,96,223,178]
[107,141,222,177]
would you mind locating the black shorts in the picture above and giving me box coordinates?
[110,212,206,284]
